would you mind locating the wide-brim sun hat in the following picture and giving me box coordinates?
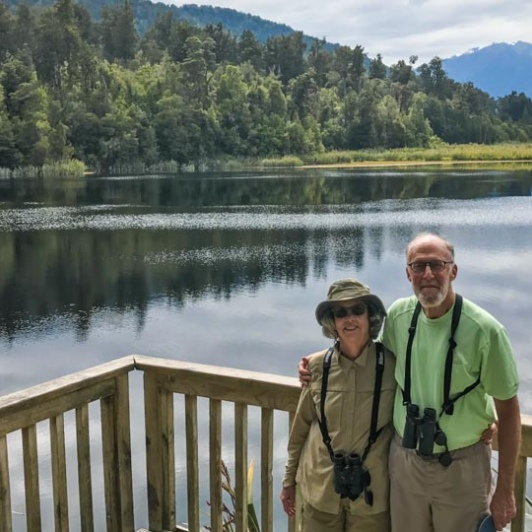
[315,278,386,325]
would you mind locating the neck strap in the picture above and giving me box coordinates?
[401,294,479,415]
[318,343,385,462]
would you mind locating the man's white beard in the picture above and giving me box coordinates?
[415,286,447,308]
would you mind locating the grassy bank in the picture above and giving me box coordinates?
[261,143,532,168]
[2,144,532,178]
[0,159,87,179]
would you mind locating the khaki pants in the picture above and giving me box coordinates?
[301,499,391,532]
[389,434,492,532]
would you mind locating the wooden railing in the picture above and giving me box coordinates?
[0,355,530,532]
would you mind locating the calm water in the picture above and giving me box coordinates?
[1,167,532,529]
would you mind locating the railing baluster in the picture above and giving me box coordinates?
[209,399,223,532]
[144,371,163,532]
[0,434,12,532]
[235,402,248,532]
[288,410,297,532]
[115,374,134,531]
[185,395,200,532]
[22,424,41,531]
[76,404,93,532]
[261,408,274,532]
[512,455,527,532]
[161,385,175,530]
[50,414,69,532]
[101,394,119,531]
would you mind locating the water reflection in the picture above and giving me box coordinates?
[2,168,532,530]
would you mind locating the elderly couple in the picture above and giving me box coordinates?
[280,232,521,532]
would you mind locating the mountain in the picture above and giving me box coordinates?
[442,41,532,98]
[5,0,339,52]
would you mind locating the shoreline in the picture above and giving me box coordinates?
[300,159,532,169]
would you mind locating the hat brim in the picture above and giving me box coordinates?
[315,294,386,325]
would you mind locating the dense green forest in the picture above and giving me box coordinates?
[1,0,532,174]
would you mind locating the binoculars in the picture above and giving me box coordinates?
[332,452,370,501]
[402,405,447,456]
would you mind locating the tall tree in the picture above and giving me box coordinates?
[204,23,238,65]
[238,30,263,72]
[368,53,387,80]
[264,32,306,84]
[101,0,138,62]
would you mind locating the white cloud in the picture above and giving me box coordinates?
[166,0,532,63]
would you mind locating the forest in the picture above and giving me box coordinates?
[1,0,532,174]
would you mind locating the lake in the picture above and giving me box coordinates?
[1,166,532,529]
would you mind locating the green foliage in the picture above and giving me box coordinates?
[1,0,532,174]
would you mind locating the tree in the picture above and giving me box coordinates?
[12,3,37,53]
[369,53,387,80]
[264,32,306,84]
[204,23,238,65]
[33,0,89,90]
[288,69,318,120]
[181,36,216,107]
[417,57,452,100]
[101,0,138,62]
[214,65,252,155]
[307,38,331,88]
[238,30,263,72]
[332,45,366,94]
[498,92,532,123]
[0,89,19,167]
[0,1,13,60]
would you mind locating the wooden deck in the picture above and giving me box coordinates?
[0,354,530,531]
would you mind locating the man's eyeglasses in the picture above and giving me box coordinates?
[331,303,366,319]
[407,260,453,274]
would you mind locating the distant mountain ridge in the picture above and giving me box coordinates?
[5,0,339,51]
[442,41,532,98]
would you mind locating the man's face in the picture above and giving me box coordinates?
[406,236,457,310]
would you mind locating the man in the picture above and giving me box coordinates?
[299,232,520,532]
[383,232,520,532]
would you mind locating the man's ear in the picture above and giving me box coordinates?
[450,264,458,280]
[406,266,412,282]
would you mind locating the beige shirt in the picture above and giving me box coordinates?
[283,342,396,515]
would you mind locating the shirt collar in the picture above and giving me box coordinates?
[335,341,372,371]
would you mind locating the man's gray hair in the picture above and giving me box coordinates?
[406,232,455,259]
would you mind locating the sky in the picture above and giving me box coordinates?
[169,0,532,64]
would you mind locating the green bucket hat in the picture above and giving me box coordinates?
[315,278,386,325]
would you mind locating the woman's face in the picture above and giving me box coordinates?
[331,298,370,347]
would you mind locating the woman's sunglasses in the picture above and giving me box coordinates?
[331,303,366,319]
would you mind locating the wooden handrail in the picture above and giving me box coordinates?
[0,355,530,532]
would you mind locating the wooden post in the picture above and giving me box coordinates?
[261,408,274,532]
[144,371,163,532]
[76,404,94,532]
[22,424,42,531]
[0,435,12,532]
[235,403,248,532]
[209,399,223,532]
[185,395,199,532]
[50,414,69,532]
[511,455,527,532]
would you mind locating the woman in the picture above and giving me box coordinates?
[280,278,395,532]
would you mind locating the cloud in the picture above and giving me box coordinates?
[168,0,532,63]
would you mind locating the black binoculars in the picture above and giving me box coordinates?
[402,405,447,456]
[332,452,369,501]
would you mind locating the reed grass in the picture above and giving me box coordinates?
[301,143,532,166]
[0,160,86,179]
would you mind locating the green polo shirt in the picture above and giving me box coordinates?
[283,342,396,515]
[382,296,519,452]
